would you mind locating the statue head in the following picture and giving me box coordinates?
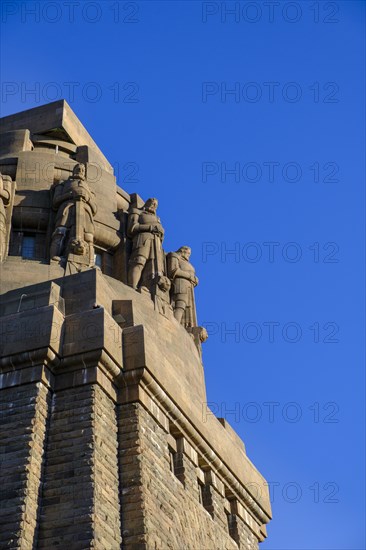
[199,327,209,343]
[70,238,86,255]
[177,246,191,261]
[144,197,158,214]
[72,163,86,180]
[157,274,171,292]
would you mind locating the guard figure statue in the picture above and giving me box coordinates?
[167,246,199,324]
[0,173,11,262]
[50,163,97,264]
[127,198,165,290]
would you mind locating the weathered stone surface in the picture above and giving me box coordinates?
[0,100,112,174]
[0,172,15,262]
[0,381,50,549]
[37,384,122,549]
[118,402,260,550]
[0,101,272,549]
[49,162,97,268]
[0,128,33,157]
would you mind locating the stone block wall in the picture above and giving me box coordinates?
[0,381,50,549]
[0,102,271,549]
[0,270,271,549]
[37,384,121,549]
[0,369,265,550]
[118,402,259,550]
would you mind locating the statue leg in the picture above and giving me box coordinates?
[128,254,147,289]
[84,232,94,265]
[50,226,67,260]
[173,299,186,324]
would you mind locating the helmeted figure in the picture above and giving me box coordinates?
[167,246,198,325]
[127,198,165,289]
[50,163,97,264]
[0,173,11,262]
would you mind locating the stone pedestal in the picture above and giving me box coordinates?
[0,270,271,549]
[0,100,271,549]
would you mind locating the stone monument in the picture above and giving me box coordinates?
[0,100,271,549]
[50,162,97,268]
[0,172,15,262]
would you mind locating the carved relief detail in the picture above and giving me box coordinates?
[50,163,97,268]
[0,173,15,262]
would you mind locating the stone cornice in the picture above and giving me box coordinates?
[0,346,59,370]
[119,365,271,534]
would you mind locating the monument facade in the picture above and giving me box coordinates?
[0,100,271,549]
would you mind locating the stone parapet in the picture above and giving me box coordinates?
[0,101,271,549]
[0,268,271,549]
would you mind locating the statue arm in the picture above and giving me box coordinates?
[0,177,11,205]
[128,214,161,237]
[135,223,154,233]
[167,255,179,279]
[128,213,148,237]
[172,268,191,280]
[52,184,70,210]
[89,191,98,216]
[176,269,198,285]
[0,188,10,206]
[169,256,197,284]
[127,210,164,240]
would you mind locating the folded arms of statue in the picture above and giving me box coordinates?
[128,215,164,240]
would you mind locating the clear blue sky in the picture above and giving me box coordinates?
[1,1,365,548]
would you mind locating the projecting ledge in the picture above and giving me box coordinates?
[121,323,272,523]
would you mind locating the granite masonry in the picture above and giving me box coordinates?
[0,100,272,549]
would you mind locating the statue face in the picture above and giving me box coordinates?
[73,163,86,180]
[145,198,158,213]
[180,247,191,261]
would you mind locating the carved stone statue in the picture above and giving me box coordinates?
[167,246,199,325]
[0,173,11,261]
[127,198,165,290]
[50,163,97,265]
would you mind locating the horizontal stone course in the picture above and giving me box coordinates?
[1,133,270,548]
[1,331,269,550]
[117,401,256,550]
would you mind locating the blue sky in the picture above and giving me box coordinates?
[1,1,365,548]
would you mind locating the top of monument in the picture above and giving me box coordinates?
[0,99,112,173]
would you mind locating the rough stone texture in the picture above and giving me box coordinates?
[0,100,113,174]
[0,101,272,549]
[0,381,50,549]
[118,402,259,550]
[0,263,271,550]
[38,384,121,549]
